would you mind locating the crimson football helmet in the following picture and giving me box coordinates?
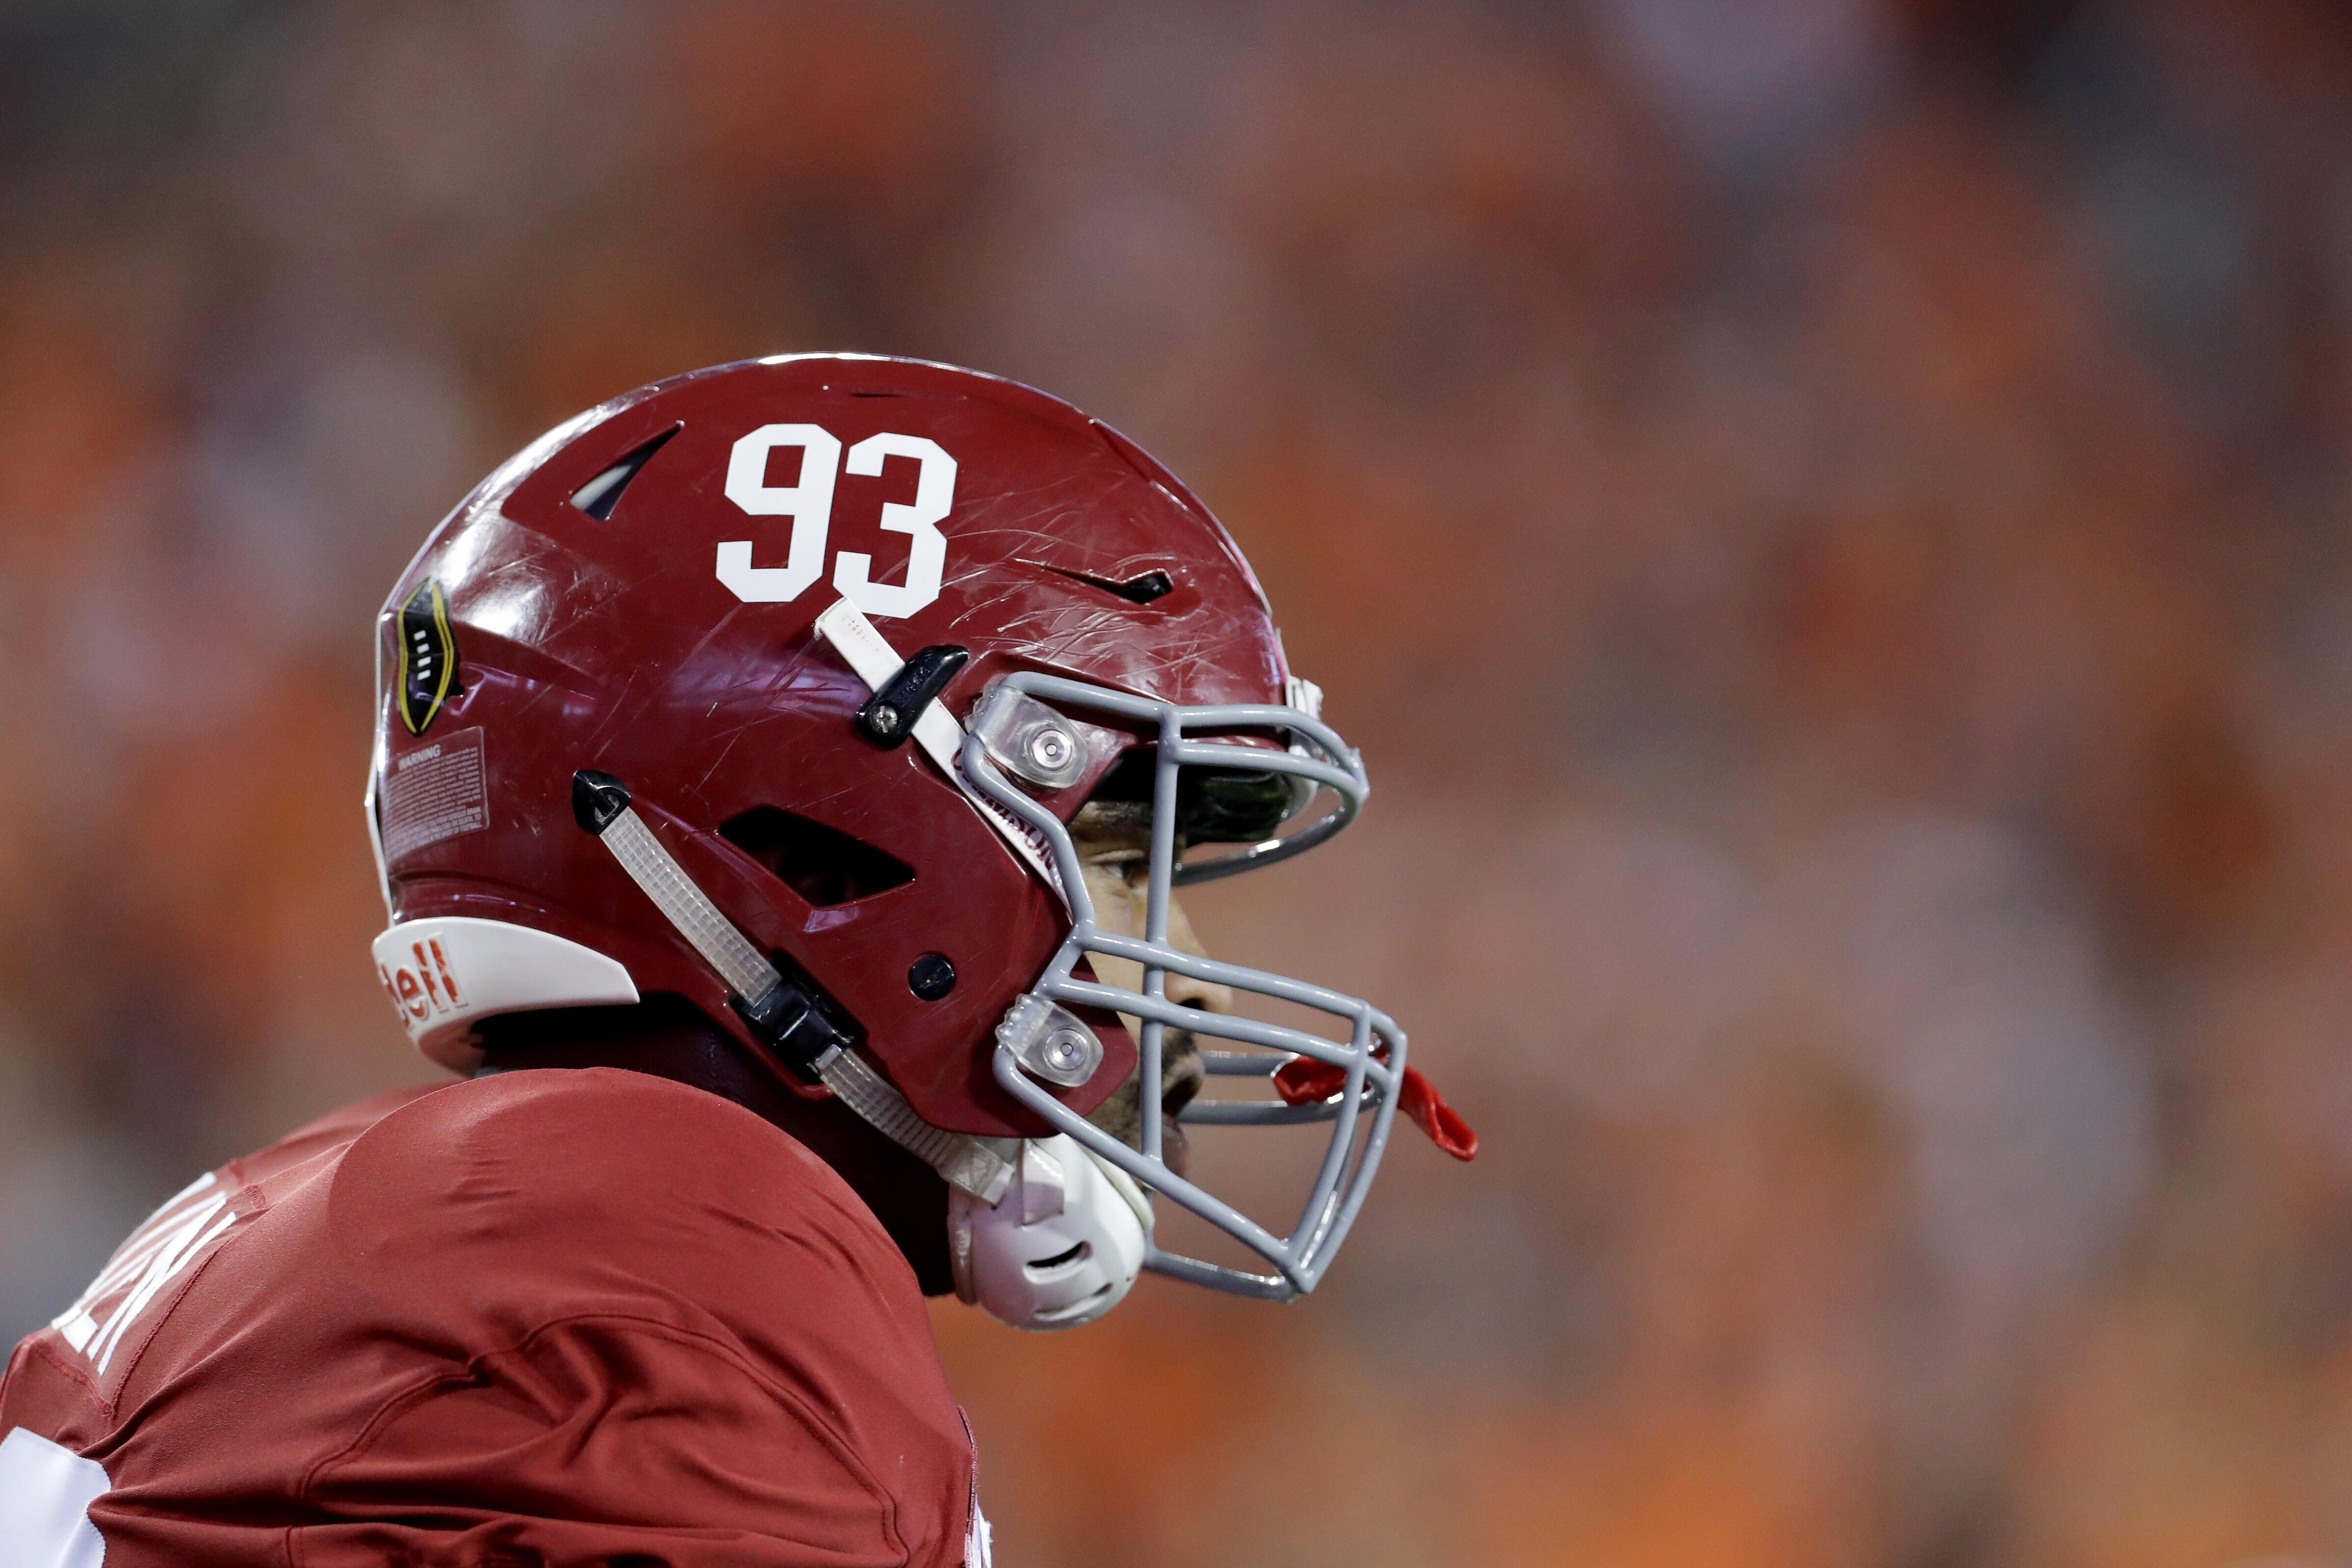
[367,354,1468,1311]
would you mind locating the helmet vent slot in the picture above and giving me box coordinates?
[720,807,914,908]
[1033,562,1176,605]
[1027,1240,1091,1275]
[569,425,680,520]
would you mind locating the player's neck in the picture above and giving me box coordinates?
[474,999,954,1293]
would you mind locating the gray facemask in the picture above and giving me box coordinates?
[961,667,1405,1301]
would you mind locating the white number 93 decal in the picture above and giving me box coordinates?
[718,425,955,618]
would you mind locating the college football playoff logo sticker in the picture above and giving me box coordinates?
[395,578,461,735]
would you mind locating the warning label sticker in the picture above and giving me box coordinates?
[382,727,488,858]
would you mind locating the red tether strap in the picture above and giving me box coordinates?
[1272,1052,1477,1161]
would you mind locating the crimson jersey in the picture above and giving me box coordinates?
[0,1069,988,1566]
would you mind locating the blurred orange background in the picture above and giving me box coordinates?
[6,2,2352,1565]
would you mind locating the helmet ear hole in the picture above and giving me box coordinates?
[908,953,957,1001]
[719,808,914,907]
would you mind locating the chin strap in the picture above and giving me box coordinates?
[570,767,1016,1205]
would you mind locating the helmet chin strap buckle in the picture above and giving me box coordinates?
[728,983,855,1084]
[571,766,1016,1205]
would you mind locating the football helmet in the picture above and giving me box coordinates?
[367,354,1470,1311]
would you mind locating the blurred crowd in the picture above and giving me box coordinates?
[6,2,2352,1565]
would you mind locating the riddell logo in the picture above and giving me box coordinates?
[380,938,464,1023]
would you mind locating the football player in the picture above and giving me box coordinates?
[0,356,1472,1565]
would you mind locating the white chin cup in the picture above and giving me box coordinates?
[950,1134,1152,1330]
